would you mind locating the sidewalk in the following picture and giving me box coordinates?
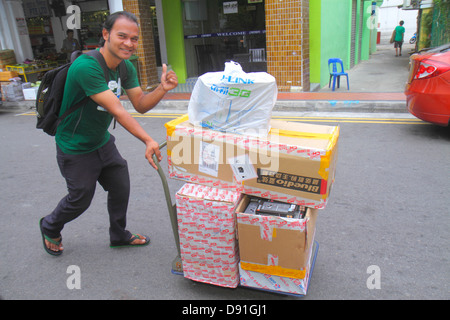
[148,43,414,114]
[1,43,414,114]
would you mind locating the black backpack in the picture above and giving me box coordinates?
[36,50,128,136]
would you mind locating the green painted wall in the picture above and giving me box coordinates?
[309,0,321,84]
[354,0,362,65]
[360,0,371,61]
[361,0,384,59]
[309,0,382,89]
[318,0,352,89]
[161,0,187,83]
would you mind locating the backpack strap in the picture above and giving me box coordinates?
[85,49,128,86]
[85,50,109,82]
[70,50,83,63]
[118,60,128,85]
[57,50,109,124]
[59,95,90,122]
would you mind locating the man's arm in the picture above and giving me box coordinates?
[126,64,178,114]
[89,89,162,169]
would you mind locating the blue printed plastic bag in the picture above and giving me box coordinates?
[188,61,277,137]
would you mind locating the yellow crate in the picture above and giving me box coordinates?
[0,71,19,81]
[6,64,35,73]
[5,61,58,82]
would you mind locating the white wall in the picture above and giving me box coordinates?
[0,0,34,62]
[108,0,123,13]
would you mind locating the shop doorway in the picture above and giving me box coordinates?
[183,0,266,78]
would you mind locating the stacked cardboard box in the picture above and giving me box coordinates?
[0,50,19,100]
[166,114,339,295]
[0,71,19,82]
[235,194,317,295]
[175,183,240,288]
[0,50,16,71]
[165,114,339,209]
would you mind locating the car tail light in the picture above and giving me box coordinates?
[414,59,450,80]
[415,62,436,79]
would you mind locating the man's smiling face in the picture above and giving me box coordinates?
[103,16,139,61]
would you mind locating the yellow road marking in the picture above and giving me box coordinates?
[19,111,427,125]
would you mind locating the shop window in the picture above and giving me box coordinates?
[183,0,266,77]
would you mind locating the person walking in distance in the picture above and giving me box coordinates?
[39,11,178,255]
[394,20,405,57]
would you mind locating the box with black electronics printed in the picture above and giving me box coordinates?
[235,194,318,295]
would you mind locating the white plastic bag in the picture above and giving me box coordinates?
[188,61,277,137]
[5,78,24,102]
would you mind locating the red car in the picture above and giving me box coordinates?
[405,43,450,126]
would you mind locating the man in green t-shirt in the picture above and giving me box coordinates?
[39,11,178,255]
[394,20,405,57]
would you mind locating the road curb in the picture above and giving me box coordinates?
[1,98,408,114]
[140,99,409,114]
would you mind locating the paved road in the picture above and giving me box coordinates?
[0,110,449,303]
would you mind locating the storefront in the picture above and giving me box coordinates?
[182,0,266,78]
[24,0,110,63]
[3,0,313,93]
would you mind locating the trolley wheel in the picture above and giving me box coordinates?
[172,255,183,275]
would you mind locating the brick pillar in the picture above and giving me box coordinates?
[123,0,159,90]
[265,0,310,92]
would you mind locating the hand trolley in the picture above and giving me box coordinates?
[153,141,318,297]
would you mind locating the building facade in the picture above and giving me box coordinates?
[128,0,382,92]
[310,0,383,90]
[1,0,383,92]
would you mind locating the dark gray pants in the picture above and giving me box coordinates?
[41,135,132,244]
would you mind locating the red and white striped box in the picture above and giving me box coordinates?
[175,183,241,288]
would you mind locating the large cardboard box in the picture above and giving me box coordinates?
[0,81,10,101]
[165,114,339,209]
[175,183,241,288]
[0,49,15,60]
[236,194,317,295]
[0,50,16,70]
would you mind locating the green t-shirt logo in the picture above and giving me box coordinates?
[98,79,122,112]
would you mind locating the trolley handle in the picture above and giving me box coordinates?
[152,141,181,255]
[152,140,170,206]
[152,141,167,171]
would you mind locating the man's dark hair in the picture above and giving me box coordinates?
[400,20,404,25]
[99,11,139,47]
